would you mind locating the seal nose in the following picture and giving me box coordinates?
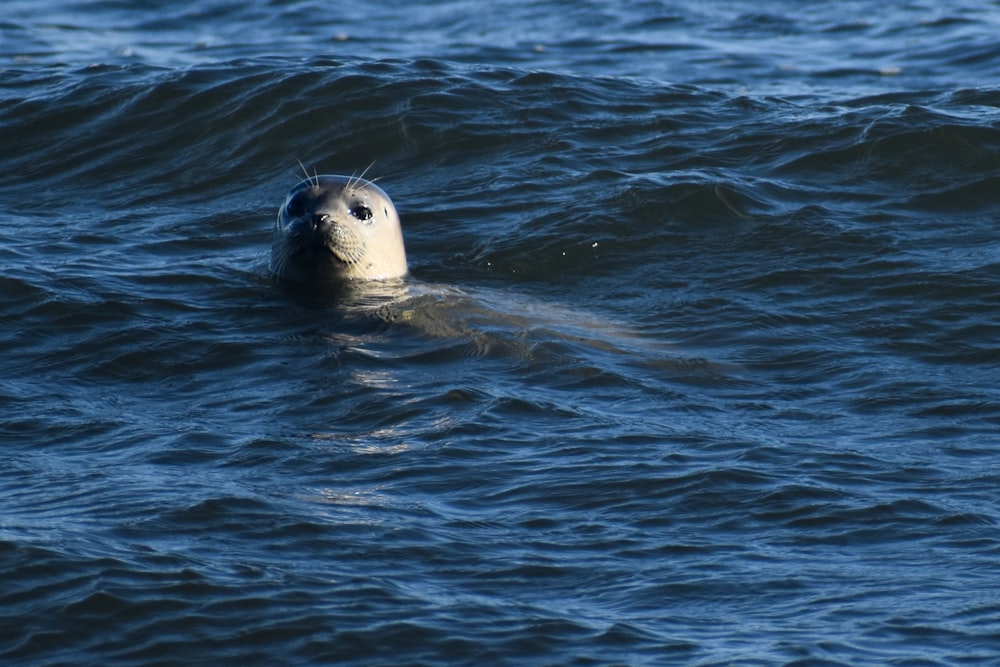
[311,213,330,229]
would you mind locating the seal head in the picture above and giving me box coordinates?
[271,174,407,285]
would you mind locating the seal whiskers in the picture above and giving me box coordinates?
[347,162,376,192]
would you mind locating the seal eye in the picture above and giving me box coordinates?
[351,205,373,222]
[285,192,307,218]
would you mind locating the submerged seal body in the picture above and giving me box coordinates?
[271,174,407,285]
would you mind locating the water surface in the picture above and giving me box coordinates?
[2,1,1000,664]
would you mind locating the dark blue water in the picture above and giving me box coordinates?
[2,1,1000,664]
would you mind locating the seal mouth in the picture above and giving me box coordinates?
[284,217,353,265]
[283,234,348,268]
[324,246,352,266]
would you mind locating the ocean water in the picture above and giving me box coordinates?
[2,1,1000,664]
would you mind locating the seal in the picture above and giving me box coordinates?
[270,174,407,285]
[267,174,730,378]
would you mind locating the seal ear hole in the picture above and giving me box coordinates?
[351,205,373,222]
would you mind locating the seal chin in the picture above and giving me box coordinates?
[307,244,353,273]
[324,247,355,271]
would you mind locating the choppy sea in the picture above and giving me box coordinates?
[2,1,1000,664]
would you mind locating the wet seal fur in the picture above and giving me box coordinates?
[270,174,407,286]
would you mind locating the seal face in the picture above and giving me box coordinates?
[271,174,407,285]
